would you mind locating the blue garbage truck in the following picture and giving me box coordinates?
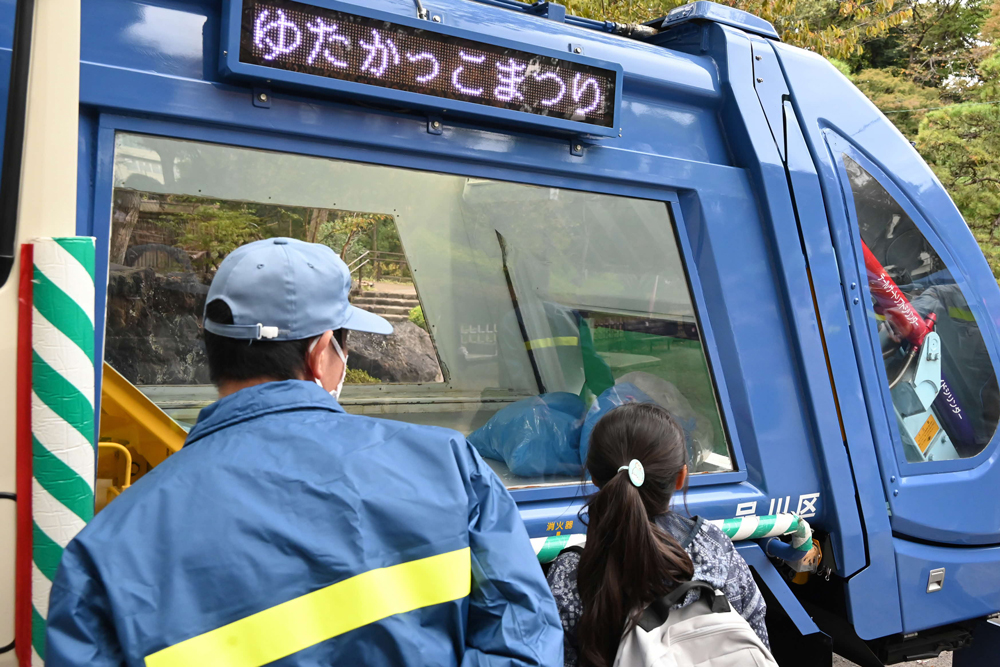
[1,0,999,664]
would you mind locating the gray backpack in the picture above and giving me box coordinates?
[613,581,778,667]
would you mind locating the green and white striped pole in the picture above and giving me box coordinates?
[708,513,802,542]
[29,237,96,665]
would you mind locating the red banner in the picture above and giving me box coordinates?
[862,241,932,345]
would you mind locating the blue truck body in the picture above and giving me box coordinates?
[3,0,999,662]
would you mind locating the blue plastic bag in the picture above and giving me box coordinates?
[579,383,655,466]
[469,392,586,477]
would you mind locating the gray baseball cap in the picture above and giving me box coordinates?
[203,237,393,340]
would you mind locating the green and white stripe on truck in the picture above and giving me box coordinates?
[533,513,811,563]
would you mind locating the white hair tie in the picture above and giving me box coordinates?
[618,459,645,487]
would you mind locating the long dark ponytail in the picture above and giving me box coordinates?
[577,402,694,667]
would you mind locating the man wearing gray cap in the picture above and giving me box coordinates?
[46,238,562,666]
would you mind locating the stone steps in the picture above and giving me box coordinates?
[352,296,419,308]
[351,290,420,326]
[364,290,418,300]
[361,304,412,317]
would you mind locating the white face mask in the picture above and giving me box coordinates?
[308,333,349,400]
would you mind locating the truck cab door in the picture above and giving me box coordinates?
[830,141,1000,545]
[775,44,1000,546]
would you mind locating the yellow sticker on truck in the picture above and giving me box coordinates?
[916,414,940,453]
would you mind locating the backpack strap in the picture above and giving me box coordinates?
[637,581,731,632]
[679,516,705,551]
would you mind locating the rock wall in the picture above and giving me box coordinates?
[349,321,444,383]
[105,266,210,385]
[105,268,443,386]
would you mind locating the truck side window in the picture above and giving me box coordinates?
[107,133,732,487]
[108,134,441,391]
[843,155,999,462]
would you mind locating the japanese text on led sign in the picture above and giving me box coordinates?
[239,0,617,128]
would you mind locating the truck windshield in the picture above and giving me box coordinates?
[107,132,733,487]
[844,155,999,462]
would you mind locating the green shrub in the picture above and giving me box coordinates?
[345,368,380,384]
[408,305,426,330]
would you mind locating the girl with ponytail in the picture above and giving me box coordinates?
[546,402,769,667]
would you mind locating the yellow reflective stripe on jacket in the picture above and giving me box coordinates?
[144,547,471,667]
[525,336,579,350]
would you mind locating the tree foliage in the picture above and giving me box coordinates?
[987,0,1000,39]
[566,0,912,58]
[167,202,273,274]
[851,67,941,137]
[789,0,913,58]
[850,0,992,86]
[918,103,1000,274]
[916,52,1000,275]
[130,192,402,281]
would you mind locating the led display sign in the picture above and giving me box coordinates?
[230,0,620,132]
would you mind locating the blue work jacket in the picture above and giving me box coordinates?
[46,381,562,666]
